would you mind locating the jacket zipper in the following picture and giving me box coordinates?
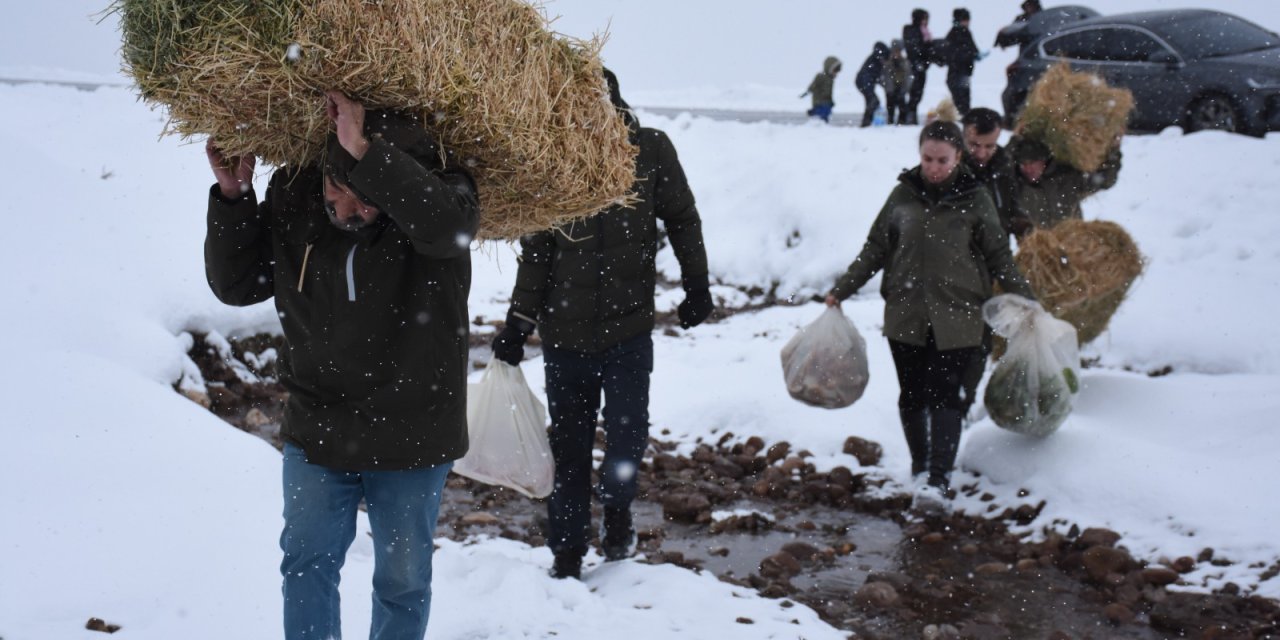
[345,243,358,302]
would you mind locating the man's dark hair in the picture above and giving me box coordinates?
[601,67,638,129]
[912,9,929,26]
[962,108,1003,135]
[920,120,966,153]
[1022,0,1042,12]
[953,8,970,22]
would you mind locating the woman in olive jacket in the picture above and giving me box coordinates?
[825,120,1034,506]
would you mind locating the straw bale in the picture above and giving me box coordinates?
[1013,219,1145,345]
[1015,63,1133,172]
[115,0,637,240]
[926,97,958,124]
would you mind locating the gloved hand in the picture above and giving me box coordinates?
[1009,216,1034,239]
[491,312,535,366]
[677,288,714,329]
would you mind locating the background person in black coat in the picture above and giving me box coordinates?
[856,42,891,127]
[946,8,981,116]
[903,8,933,125]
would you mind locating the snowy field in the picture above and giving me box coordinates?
[3,2,1280,638]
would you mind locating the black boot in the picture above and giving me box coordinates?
[928,408,964,490]
[601,505,636,561]
[550,549,583,579]
[899,409,931,477]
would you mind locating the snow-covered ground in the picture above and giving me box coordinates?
[3,2,1280,638]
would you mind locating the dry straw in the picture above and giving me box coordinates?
[1015,219,1145,345]
[114,0,637,240]
[1016,62,1134,173]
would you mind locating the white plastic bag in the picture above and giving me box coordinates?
[983,294,1082,436]
[453,358,554,498]
[780,307,870,409]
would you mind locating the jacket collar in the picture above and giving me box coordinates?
[899,164,983,205]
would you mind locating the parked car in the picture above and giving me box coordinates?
[994,5,1099,51]
[1002,9,1280,136]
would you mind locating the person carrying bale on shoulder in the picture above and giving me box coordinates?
[824,120,1034,511]
[204,91,480,639]
[802,56,843,122]
[1002,134,1123,237]
[492,69,713,580]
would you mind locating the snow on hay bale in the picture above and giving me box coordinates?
[114,0,636,240]
[1016,62,1133,173]
[1015,220,1145,345]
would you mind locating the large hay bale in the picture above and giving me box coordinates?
[1016,62,1133,172]
[114,0,636,240]
[1014,220,1145,345]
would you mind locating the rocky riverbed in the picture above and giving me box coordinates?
[178,330,1279,640]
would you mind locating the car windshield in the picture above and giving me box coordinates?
[1161,14,1280,59]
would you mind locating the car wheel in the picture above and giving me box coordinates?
[1185,95,1238,133]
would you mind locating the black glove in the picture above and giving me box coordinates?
[491,312,535,366]
[677,288,714,329]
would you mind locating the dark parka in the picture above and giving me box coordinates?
[903,23,932,73]
[204,135,480,471]
[945,24,980,76]
[508,124,709,354]
[1001,140,1123,231]
[856,43,891,92]
[830,166,1034,351]
[965,145,1020,237]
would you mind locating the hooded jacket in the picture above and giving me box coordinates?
[831,166,1033,350]
[806,56,842,107]
[204,131,480,471]
[856,43,891,91]
[1001,136,1123,231]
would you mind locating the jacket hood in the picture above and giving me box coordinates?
[873,41,891,60]
[823,56,843,75]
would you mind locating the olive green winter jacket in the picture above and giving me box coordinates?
[805,56,842,107]
[830,166,1034,350]
[1003,145,1123,231]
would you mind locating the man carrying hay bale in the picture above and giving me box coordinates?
[492,70,712,580]
[204,91,479,639]
[1002,135,1122,235]
[1001,63,1131,235]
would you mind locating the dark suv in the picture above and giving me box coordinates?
[1002,9,1280,136]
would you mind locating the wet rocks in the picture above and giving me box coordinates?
[759,551,802,579]
[973,562,1010,576]
[85,618,122,634]
[922,624,961,640]
[1102,603,1135,625]
[1076,527,1121,549]
[1140,566,1180,587]
[1082,546,1134,582]
[459,512,502,527]
[662,492,711,523]
[854,581,899,608]
[841,436,883,467]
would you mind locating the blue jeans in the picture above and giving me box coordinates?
[808,103,834,122]
[542,333,653,557]
[280,443,451,640]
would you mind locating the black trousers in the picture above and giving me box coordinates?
[947,71,972,116]
[886,88,906,124]
[905,64,929,123]
[889,332,978,484]
[857,81,880,127]
[542,333,653,557]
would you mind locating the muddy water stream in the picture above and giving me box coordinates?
[182,331,1278,640]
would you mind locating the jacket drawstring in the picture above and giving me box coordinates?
[297,243,313,292]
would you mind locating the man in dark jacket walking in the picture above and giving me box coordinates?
[903,8,933,125]
[856,42,891,127]
[492,70,712,580]
[204,91,479,640]
[959,107,1018,418]
[945,8,981,116]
